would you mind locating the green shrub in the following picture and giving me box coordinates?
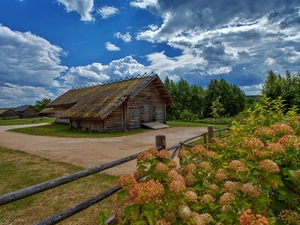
[100,97,300,225]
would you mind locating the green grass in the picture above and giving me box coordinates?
[167,120,230,128]
[0,147,119,225]
[0,117,55,126]
[9,123,150,138]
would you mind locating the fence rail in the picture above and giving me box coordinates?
[0,125,229,224]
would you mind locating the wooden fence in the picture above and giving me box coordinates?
[0,125,229,225]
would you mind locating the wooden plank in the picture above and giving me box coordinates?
[141,122,170,130]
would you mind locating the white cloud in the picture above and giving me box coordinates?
[0,83,55,107]
[115,32,131,42]
[0,24,67,88]
[60,56,149,87]
[57,0,94,21]
[133,1,300,92]
[130,0,158,9]
[97,6,118,19]
[105,42,121,51]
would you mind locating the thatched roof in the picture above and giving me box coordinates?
[0,109,20,116]
[47,74,174,120]
[39,108,55,114]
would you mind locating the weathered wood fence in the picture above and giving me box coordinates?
[0,125,229,225]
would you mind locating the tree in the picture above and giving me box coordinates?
[34,98,51,111]
[262,70,300,111]
[203,79,246,118]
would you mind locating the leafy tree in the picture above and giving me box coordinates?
[262,70,300,111]
[203,79,246,118]
[34,98,51,111]
[210,96,225,118]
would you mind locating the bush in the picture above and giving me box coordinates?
[100,97,300,225]
[180,110,198,122]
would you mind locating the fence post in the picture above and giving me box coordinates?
[208,126,214,142]
[156,134,166,150]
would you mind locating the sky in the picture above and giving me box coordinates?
[0,0,300,108]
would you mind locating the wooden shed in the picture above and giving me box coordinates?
[15,105,39,118]
[0,109,21,119]
[38,107,55,118]
[46,74,175,132]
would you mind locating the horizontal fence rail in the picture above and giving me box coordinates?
[0,125,228,224]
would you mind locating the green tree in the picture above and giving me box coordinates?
[34,98,51,111]
[203,79,246,118]
[262,70,300,111]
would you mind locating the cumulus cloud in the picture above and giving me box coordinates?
[105,42,121,51]
[97,6,118,19]
[60,56,149,87]
[130,0,157,9]
[0,83,55,107]
[57,0,94,21]
[0,24,67,88]
[115,32,132,42]
[132,0,300,93]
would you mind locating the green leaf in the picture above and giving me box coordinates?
[99,209,111,224]
[270,200,285,211]
[267,174,284,186]
[117,189,129,201]
[141,208,155,225]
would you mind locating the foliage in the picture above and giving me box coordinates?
[180,110,198,122]
[262,70,300,112]
[34,98,51,111]
[203,78,246,118]
[100,97,300,224]
[164,77,205,120]
[210,96,225,119]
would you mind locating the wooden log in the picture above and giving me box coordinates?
[208,125,214,142]
[156,134,166,150]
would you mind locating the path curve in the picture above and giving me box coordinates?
[0,124,207,175]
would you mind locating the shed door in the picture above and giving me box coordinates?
[140,104,156,122]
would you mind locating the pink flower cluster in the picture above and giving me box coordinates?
[240,209,269,225]
[201,194,215,204]
[137,151,155,162]
[278,135,300,149]
[129,180,164,204]
[169,179,186,194]
[155,162,170,174]
[244,137,265,149]
[241,183,262,198]
[156,149,171,159]
[219,192,236,205]
[228,160,248,172]
[254,126,275,139]
[117,174,137,189]
[258,159,280,173]
[270,123,296,136]
[224,181,242,193]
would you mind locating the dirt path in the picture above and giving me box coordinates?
[0,124,207,175]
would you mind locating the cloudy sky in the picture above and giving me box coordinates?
[0,0,300,108]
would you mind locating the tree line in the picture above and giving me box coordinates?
[164,70,300,121]
[164,77,246,121]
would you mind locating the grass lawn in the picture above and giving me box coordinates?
[0,117,55,126]
[0,147,119,225]
[8,123,150,138]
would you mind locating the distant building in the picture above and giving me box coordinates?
[0,109,21,119]
[15,105,39,118]
[38,107,56,117]
[47,74,174,132]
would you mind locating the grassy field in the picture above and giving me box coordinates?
[0,147,119,225]
[0,117,55,126]
[8,123,150,138]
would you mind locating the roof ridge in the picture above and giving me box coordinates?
[71,72,156,90]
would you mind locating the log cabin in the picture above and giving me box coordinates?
[46,74,175,132]
[0,109,21,119]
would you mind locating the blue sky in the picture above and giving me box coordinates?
[0,0,300,108]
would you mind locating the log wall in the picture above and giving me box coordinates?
[55,106,70,124]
